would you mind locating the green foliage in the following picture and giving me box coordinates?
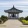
[0,18,1,19]
[1,15,8,23]
[25,16,28,20]
[25,21,28,24]
[22,20,28,25]
[20,17,24,20]
[19,17,24,22]
[22,20,26,23]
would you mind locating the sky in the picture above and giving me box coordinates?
[0,0,28,17]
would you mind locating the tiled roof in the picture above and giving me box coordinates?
[4,6,23,13]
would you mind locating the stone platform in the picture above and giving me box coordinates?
[0,19,28,28]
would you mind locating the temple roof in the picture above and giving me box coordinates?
[4,5,23,13]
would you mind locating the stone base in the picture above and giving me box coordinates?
[8,17,19,19]
[0,19,28,28]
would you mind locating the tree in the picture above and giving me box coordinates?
[0,18,1,19]
[1,15,8,23]
[20,17,24,20]
[19,17,24,22]
[25,16,28,20]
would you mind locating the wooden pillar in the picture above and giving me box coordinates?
[17,14,19,18]
[8,13,10,18]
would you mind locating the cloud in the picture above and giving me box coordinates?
[0,1,28,7]
[0,0,28,17]
[0,0,28,1]
[0,1,28,10]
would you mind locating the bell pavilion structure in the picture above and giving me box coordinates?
[4,6,23,19]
